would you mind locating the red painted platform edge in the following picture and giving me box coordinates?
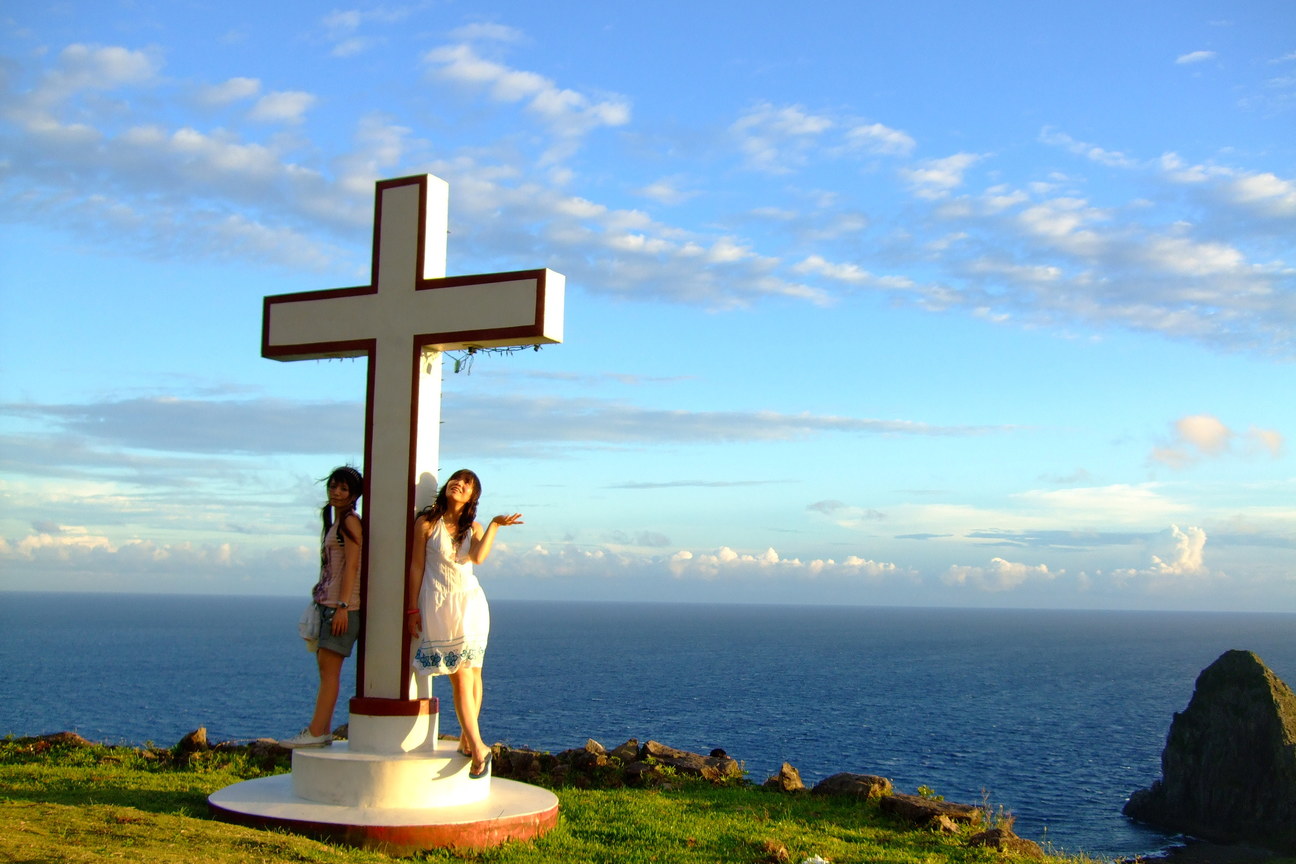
[207,800,559,853]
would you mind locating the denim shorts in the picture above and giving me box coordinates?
[316,604,361,657]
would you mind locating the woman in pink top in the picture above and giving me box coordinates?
[281,465,364,749]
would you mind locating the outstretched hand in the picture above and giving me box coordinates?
[491,513,524,527]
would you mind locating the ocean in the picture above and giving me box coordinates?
[2,592,1293,860]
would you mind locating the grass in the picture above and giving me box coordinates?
[2,735,1094,864]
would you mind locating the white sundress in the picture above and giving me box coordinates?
[413,518,490,675]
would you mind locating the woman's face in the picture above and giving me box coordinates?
[445,473,476,505]
[328,479,357,508]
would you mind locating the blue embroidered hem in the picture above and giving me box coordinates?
[413,643,484,674]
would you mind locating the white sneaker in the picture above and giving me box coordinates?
[279,728,333,748]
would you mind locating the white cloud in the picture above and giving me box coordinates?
[423,42,630,151]
[1175,50,1217,65]
[1112,525,1215,589]
[37,43,161,102]
[320,6,423,56]
[807,500,886,528]
[942,557,1055,591]
[322,9,362,35]
[844,121,915,156]
[666,546,906,583]
[901,153,982,199]
[1159,156,1296,218]
[1247,427,1284,458]
[1151,414,1284,468]
[1158,152,1217,184]
[0,526,315,593]
[449,22,527,44]
[637,177,696,206]
[1138,234,1246,276]
[1149,525,1207,574]
[248,91,316,124]
[4,33,1293,362]
[1015,484,1190,526]
[1222,171,1296,217]
[1015,196,1107,251]
[1176,414,1230,454]
[731,102,835,173]
[198,77,261,106]
[1039,127,1136,168]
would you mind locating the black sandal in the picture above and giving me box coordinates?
[470,751,492,779]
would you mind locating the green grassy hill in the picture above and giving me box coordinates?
[0,733,1132,864]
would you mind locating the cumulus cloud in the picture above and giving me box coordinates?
[1151,414,1284,468]
[0,525,315,593]
[792,254,918,294]
[731,104,915,173]
[1220,171,1296,218]
[198,76,261,106]
[36,43,161,102]
[898,143,1293,354]
[1159,155,1296,219]
[448,22,527,44]
[844,121,916,156]
[423,41,630,153]
[942,557,1055,591]
[807,500,886,527]
[437,540,911,592]
[4,30,1294,361]
[1112,525,1215,588]
[666,546,906,583]
[637,176,697,206]
[248,90,316,124]
[0,522,304,569]
[1016,483,1189,526]
[1039,127,1136,168]
[731,102,834,173]
[320,6,423,57]
[901,153,982,199]
[1149,525,1207,575]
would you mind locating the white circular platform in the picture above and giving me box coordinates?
[209,770,559,852]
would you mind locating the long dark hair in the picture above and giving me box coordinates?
[322,465,364,546]
[416,469,481,548]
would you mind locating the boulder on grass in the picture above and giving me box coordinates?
[763,762,805,792]
[968,828,1045,858]
[880,792,982,827]
[811,772,893,800]
[639,740,743,781]
[176,727,209,753]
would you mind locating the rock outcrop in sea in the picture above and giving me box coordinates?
[1124,649,1296,853]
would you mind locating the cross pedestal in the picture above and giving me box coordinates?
[209,174,562,851]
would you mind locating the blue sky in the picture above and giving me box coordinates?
[2,1,1293,611]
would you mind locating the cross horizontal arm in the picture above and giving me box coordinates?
[262,269,564,361]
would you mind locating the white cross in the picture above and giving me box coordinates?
[263,174,563,720]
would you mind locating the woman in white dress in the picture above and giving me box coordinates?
[405,469,522,777]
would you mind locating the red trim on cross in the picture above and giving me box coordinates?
[348,696,438,717]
